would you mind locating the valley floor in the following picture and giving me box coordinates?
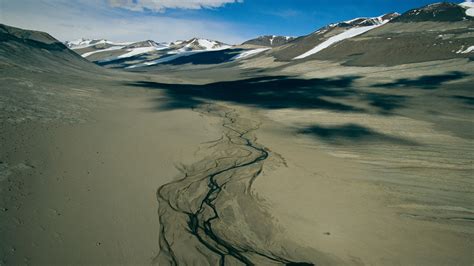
[0,58,473,265]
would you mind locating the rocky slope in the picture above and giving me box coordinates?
[67,37,236,68]
[265,2,473,66]
[294,2,474,66]
[63,2,474,69]
[269,13,399,61]
[242,35,294,47]
[0,24,102,73]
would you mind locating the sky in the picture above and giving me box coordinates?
[0,0,466,44]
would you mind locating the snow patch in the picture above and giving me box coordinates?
[344,17,365,24]
[294,23,386,60]
[183,38,230,51]
[66,38,132,50]
[81,46,125,57]
[118,47,160,58]
[98,46,168,63]
[231,48,270,60]
[197,39,216,50]
[459,1,474,17]
[456,45,474,53]
[127,45,232,68]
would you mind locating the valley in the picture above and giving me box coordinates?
[0,1,473,265]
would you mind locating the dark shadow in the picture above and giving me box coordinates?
[452,95,474,107]
[372,71,468,90]
[298,123,418,145]
[365,93,408,113]
[96,53,151,67]
[97,49,245,67]
[0,28,68,52]
[160,49,244,65]
[126,75,367,112]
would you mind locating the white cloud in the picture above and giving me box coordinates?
[107,0,242,12]
[0,0,250,44]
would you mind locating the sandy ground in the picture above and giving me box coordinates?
[250,59,474,265]
[0,88,221,264]
[254,112,473,265]
[1,56,473,265]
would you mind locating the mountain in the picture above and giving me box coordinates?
[460,0,474,16]
[331,13,400,28]
[242,35,295,47]
[64,38,134,50]
[2,2,474,265]
[391,2,471,22]
[0,23,112,127]
[268,13,399,61]
[67,37,236,68]
[63,1,474,69]
[170,38,230,51]
[286,2,474,66]
[268,2,473,66]
[0,24,102,73]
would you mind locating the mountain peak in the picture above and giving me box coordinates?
[65,38,111,49]
[171,37,229,51]
[242,35,295,47]
[124,40,163,48]
[392,2,473,22]
[459,1,474,16]
[331,13,399,29]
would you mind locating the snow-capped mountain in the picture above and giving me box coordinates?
[269,13,399,61]
[242,35,295,47]
[123,40,167,49]
[269,1,474,65]
[66,37,234,68]
[64,38,96,49]
[274,2,473,65]
[64,38,131,49]
[290,13,400,60]
[392,2,473,22]
[63,2,474,69]
[333,13,400,28]
[170,38,231,51]
[459,1,474,16]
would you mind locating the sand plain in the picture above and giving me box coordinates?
[1,55,473,265]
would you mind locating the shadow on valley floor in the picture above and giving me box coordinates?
[97,49,245,68]
[451,95,474,108]
[125,75,438,145]
[298,124,419,145]
[364,93,408,114]
[373,71,468,90]
[126,75,414,114]
[160,49,245,65]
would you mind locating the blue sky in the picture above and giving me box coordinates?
[0,0,465,43]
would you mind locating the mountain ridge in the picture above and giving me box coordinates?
[11,1,474,69]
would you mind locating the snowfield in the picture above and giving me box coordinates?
[81,46,125,58]
[197,39,219,50]
[97,46,167,63]
[456,45,474,53]
[127,45,232,69]
[66,38,131,50]
[459,1,474,17]
[294,23,385,60]
[117,46,166,59]
[231,48,270,60]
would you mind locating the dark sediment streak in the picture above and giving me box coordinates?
[154,104,314,265]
